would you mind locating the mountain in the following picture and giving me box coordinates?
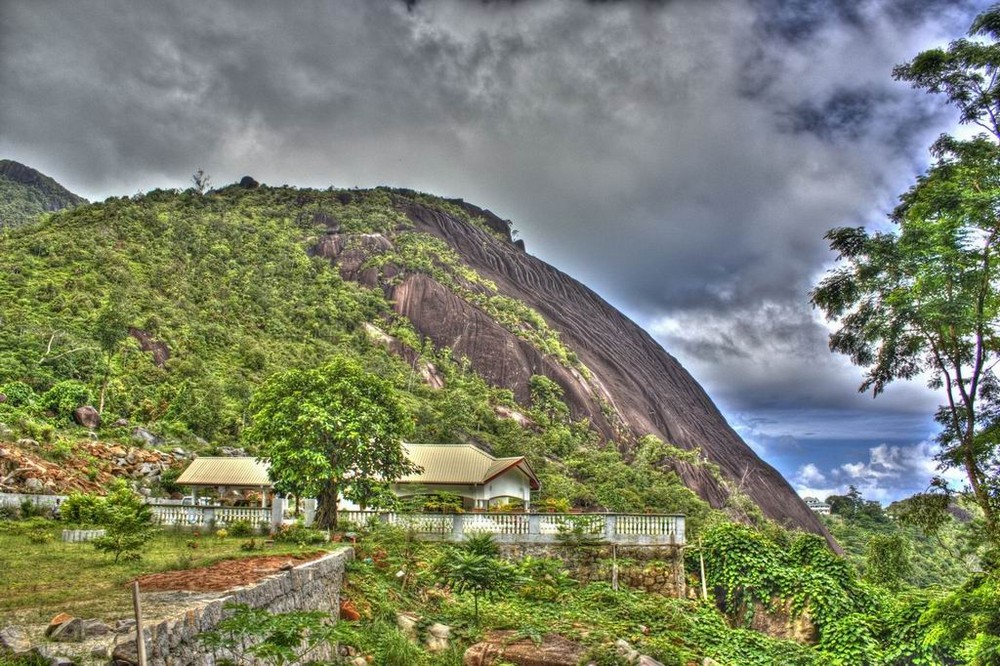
[0,171,827,539]
[0,159,87,228]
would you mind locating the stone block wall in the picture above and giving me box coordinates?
[498,543,685,598]
[122,548,353,665]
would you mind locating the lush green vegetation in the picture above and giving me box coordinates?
[333,518,981,666]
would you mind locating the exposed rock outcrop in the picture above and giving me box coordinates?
[322,198,831,539]
[463,631,585,666]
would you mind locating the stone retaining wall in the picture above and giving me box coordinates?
[498,543,685,598]
[0,491,66,509]
[119,548,353,665]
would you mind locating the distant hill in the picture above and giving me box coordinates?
[0,159,86,227]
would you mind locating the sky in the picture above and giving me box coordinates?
[0,0,987,504]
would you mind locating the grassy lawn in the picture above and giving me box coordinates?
[0,518,324,626]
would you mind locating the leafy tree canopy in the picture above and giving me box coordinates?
[813,6,1000,554]
[243,356,416,529]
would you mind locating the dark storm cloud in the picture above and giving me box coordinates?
[0,0,984,498]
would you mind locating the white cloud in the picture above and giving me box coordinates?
[797,463,827,485]
[794,440,968,503]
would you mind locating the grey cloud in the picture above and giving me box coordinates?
[0,0,983,472]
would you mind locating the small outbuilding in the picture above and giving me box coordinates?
[391,443,539,510]
[175,457,273,507]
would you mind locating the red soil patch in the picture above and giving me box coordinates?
[134,553,325,592]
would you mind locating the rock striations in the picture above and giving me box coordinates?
[324,197,829,539]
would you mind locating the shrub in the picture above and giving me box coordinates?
[273,523,327,546]
[90,479,157,562]
[228,519,254,538]
[61,491,107,526]
[199,603,344,666]
[0,381,38,408]
[40,380,92,419]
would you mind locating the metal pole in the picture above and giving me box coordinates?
[132,581,147,666]
[698,537,708,601]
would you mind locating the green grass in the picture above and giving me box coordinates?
[0,519,323,625]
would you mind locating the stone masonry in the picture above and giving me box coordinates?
[498,543,685,598]
[115,548,353,666]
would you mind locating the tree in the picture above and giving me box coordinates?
[90,479,156,563]
[812,7,1000,554]
[243,356,415,529]
[92,298,132,414]
[864,533,912,586]
[191,169,211,194]
[433,536,520,623]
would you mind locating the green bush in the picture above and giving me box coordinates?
[0,381,38,408]
[89,479,157,562]
[61,491,107,526]
[227,519,255,538]
[40,380,92,419]
[273,523,327,546]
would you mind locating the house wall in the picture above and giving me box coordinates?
[484,468,531,506]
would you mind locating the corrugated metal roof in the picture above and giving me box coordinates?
[397,443,538,489]
[176,457,272,487]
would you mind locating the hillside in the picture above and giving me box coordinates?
[0,173,826,538]
[0,160,86,228]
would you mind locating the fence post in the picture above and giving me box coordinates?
[270,497,284,531]
[452,514,464,541]
[303,499,317,527]
[528,513,541,538]
[604,515,617,542]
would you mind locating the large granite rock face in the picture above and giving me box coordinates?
[323,197,831,541]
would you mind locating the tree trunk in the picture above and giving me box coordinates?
[315,479,339,530]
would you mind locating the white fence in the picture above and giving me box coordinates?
[149,504,272,530]
[338,511,685,545]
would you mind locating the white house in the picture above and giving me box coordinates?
[390,443,539,511]
[803,496,831,515]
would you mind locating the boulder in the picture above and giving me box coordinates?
[32,644,74,665]
[24,477,43,492]
[0,392,6,404]
[616,639,640,662]
[72,406,100,429]
[49,617,85,642]
[239,176,260,189]
[131,427,161,446]
[82,620,111,637]
[396,612,419,640]
[112,632,146,665]
[0,624,32,655]
[426,622,451,652]
[748,599,817,644]
[463,631,585,666]
[45,613,73,636]
[113,418,129,428]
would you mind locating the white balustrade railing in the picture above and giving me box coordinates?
[146,503,685,544]
[149,504,270,529]
[336,511,685,545]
